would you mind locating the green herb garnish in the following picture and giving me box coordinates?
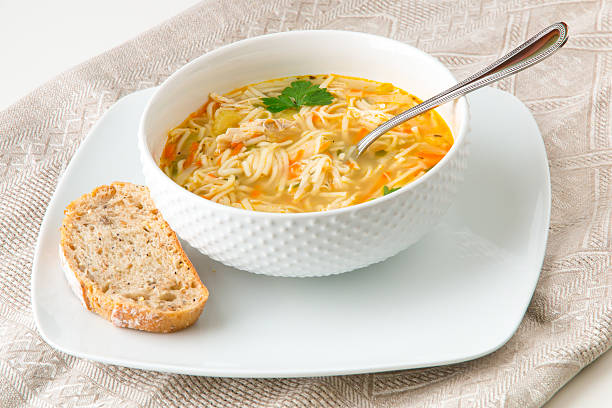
[263,81,334,113]
[383,185,400,196]
[375,150,387,157]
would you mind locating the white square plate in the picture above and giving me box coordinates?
[32,87,550,377]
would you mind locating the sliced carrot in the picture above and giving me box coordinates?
[290,149,304,164]
[400,124,414,134]
[184,142,200,167]
[288,163,302,179]
[353,127,368,144]
[319,140,332,153]
[207,173,217,178]
[312,114,322,126]
[250,189,262,198]
[161,143,177,162]
[230,142,244,156]
[422,158,441,168]
[418,151,446,159]
[417,152,446,167]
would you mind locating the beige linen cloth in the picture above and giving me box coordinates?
[0,0,610,406]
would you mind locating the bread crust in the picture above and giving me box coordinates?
[59,182,208,333]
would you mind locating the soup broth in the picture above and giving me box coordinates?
[159,74,453,213]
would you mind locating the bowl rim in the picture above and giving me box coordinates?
[138,29,470,218]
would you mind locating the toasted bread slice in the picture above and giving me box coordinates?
[59,182,208,333]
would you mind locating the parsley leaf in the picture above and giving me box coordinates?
[263,80,334,113]
[383,185,401,196]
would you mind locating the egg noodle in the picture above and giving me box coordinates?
[159,74,453,213]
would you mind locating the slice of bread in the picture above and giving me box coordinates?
[59,182,208,333]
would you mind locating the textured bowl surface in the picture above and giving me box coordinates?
[139,30,470,277]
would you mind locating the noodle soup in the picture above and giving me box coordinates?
[159,74,453,213]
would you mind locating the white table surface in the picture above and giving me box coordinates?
[1,1,609,405]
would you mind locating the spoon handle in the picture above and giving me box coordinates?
[355,22,569,157]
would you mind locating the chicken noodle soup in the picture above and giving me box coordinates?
[159,75,453,213]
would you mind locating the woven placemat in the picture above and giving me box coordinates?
[1,1,610,406]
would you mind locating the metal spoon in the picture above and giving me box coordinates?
[353,22,568,158]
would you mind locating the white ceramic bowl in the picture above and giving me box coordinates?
[138,30,469,277]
